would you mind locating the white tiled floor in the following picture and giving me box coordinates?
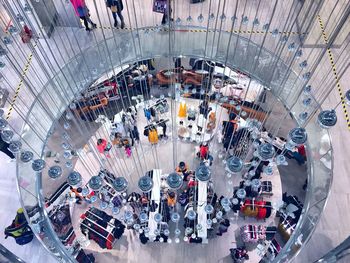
[0,153,56,263]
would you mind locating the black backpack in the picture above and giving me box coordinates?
[4,220,34,245]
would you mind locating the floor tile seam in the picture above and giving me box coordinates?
[316,15,350,130]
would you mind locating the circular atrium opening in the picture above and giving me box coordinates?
[33,56,311,262]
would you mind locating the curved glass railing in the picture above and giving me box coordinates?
[0,244,25,263]
[16,26,332,262]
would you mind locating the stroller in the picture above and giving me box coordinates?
[230,247,249,263]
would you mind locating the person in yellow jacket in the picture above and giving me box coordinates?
[207,111,216,131]
[178,101,187,118]
[148,129,159,144]
[167,191,177,208]
[176,161,191,181]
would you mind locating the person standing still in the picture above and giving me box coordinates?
[106,0,125,29]
[161,0,172,25]
[0,136,15,161]
[70,0,97,31]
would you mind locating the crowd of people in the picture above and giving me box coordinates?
[70,0,125,31]
[70,0,173,32]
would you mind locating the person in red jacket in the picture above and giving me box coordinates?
[187,175,198,188]
[97,139,112,158]
[285,145,306,165]
[197,142,209,160]
[297,145,306,158]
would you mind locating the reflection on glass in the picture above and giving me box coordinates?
[167,172,183,189]
[187,210,196,220]
[197,14,204,23]
[296,49,303,57]
[171,212,180,222]
[1,129,14,143]
[226,156,243,173]
[9,141,22,153]
[112,177,128,192]
[154,213,162,223]
[195,165,211,181]
[318,110,337,128]
[138,176,153,192]
[175,228,181,236]
[88,176,103,191]
[257,143,275,160]
[48,166,62,179]
[32,159,46,172]
[67,171,82,186]
[288,127,308,145]
[242,16,249,25]
[236,188,246,199]
[209,13,215,21]
[112,207,120,215]
[0,118,8,129]
[20,151,33,162]
[220,14,226,21]
[139,212,148,222]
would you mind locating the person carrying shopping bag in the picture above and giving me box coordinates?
[70,0,97,31]
[106,0,125,29]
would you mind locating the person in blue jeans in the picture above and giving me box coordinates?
[106,0,125,29]
[70,0,97,31]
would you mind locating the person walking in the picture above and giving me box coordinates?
[70,0,97,31]
[197,142,209,160]
[96,138,112,158]
[125,144,132,158]
[106,0,125,29]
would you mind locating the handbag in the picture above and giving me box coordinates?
[111,5,118,12]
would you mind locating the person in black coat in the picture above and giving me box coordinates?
[199,100,212,118]
[106,0,125,28]
[216,219,230,236]
[161,0,172,25]
[139,232,149,244]
[0,136,15,160]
